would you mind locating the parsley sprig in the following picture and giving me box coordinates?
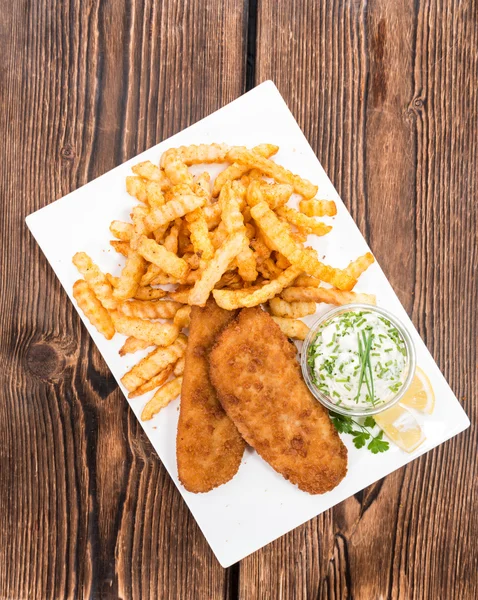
[330,412,389,454]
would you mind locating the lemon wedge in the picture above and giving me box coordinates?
[374,404,425,452]
[399,366,435,414]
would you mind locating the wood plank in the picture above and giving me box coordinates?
[251,0,477,598]
[0,1,246,598]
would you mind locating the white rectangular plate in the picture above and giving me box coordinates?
[26,81,469,568]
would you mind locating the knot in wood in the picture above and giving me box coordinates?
[414,97,425,108]
[60,144,75,160]
[26,342,64,380]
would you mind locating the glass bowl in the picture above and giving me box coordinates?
[301,304,416,417]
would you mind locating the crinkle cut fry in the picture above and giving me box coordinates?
[250,202,356,290]
[281,286,376,306]
[227,147,318,199]
[73,279,115,339]
[212,264,302,309]
[212,143,279,197]
[121,334,187,392]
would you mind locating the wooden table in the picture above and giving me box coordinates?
[1,1,476,598]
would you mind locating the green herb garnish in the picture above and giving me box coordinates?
[329,412,389,454]
[355,330,375,404]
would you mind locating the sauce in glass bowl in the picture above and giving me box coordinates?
[301,304,416,416]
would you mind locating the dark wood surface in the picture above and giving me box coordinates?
[0,0,476,598]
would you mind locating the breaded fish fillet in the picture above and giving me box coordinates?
[209,307,347,494]
[176,299,245,493]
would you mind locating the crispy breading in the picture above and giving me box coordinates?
[176,299,245,493]
[209,307,348,494]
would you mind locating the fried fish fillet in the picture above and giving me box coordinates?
[209,307,348,494]
[176,299,245,493]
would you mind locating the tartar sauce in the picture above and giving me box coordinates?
[307,309,408,409]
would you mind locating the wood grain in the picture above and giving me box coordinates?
[0,1,246,599]
[251,0,477,598]
[1,0,477,598]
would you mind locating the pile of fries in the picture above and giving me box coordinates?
[72,143,375,420]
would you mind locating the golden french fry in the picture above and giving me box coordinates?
[228,147,318,198]
[110,221,134,241]
[212,264,302,309]
[250,233,272,265]
[230,179,248,204]
[106,274,119,289]
[185,208,214,260]
[160,150,194,186]
[163,183,195,201]
[120,299,182,319]
[276,206,332,236]
[126,176,149,203]
[167,288,192,304]
[246,180,292,211]
[153,223,169,244]
[189,232,245,306]
[173,356,185,376]
[136,236,189,281]
[73,280,115,340]
[236,246,258,282]
[245,223,255,239]
[112,312,180,347]
[145,182,166,209]
[260,182,294,209]
[141,263,162,286]
[240,168,264,188]
[113,252,146,300]
[248,168,264,180]
[119,336,153,356]
[290,229,308,244]
[299,199,337,217]
[130,205,150,240]
[163,222,180,254]
[183,270,201,285]
[151,273,179,286]
[203,203,222,230]
[121,334,187,392]
[141,376,183,421]
[142,194,205,233]
[245,179,265,208]
[173,305,191,329]
[274,253,291,270]
[256,257,283,280]
[293,274,321,287]
[127,170,166,208]
[271,317,310,340]
[215,271,242,289]
[212,143,278,197]
[128,364,174,399]
[182,253,200,270]
[110,240,131,257]
[168,143,230,165]
[219,182,245,233]
[269,297,316,318]
[219,182,257,281]
[211,221,229,249]
[344,252,375,280]
[194,172,212,199]
[72,252,118,310]
[281,286,376,306]
[131,161,170,189]
[134,286,167,301]
[250,202,355,290]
